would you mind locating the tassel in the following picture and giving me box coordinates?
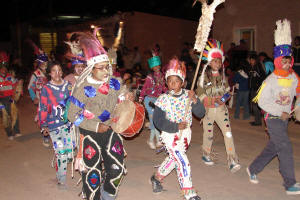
[252,82,266,103]
[1,107,9,128]
[11,102,18,129]
[199,64,208,88]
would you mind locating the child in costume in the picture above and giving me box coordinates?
[139,54,167,149]
[247,19,300,195]
[39,61,75,188]
[27,41,50,147]
[150,57,205,200]
[64,33,86,87]
[0,51,22,140]
[196,39,241,172]
[67,32,133,200]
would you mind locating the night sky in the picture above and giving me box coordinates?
[0,0,205,41]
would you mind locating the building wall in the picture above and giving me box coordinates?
[213,0,300,57]
[123,12,198,67]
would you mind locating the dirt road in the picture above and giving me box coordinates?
[0,95,299,200]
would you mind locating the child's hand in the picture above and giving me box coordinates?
[178,121,188,130]
[125,92,134,101]
[280,112,290,121]
[215,97,223,105]
[33,98,39,105]
[188,90,197,104]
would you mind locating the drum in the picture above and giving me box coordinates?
[110,100,145,137]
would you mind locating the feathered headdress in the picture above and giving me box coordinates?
[273,19,294,69]
[202,39,224,63]
[73,30,110,88]
[26,39,48,63]
[165,57,186,81]
[198,39,225,88]
[64,33,86,66]
[0,51,9,68]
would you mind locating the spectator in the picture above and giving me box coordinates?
[233,64,250,119]
[245,53,266,126]
[258,52,274,76]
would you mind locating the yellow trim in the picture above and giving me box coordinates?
[252,82,266,103]
[277,78,293,88]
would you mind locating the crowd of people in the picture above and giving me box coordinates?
[1,18,300,200]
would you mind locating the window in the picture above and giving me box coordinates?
[39,32,57,56]
[233,27,256,51]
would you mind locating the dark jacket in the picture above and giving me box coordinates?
[244,61,266,91]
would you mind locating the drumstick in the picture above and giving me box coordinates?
[289,104,300,115]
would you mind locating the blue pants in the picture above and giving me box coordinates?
[144,96,160,142]
[249,117,296,189]
[234,91,250,119]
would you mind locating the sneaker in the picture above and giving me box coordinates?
[187,195,201,200]
[8,136,14,141]
[57,182,68,190]
[150,175,163,193]
[43,138,50,148]
[229,161,241,173]
[246,167,259,184]
[147,140,156,150]
[14,133,22,137]
[202,155,214,166]
[286,183,300,195]
[156,141,163,148]
[80,191,87,199]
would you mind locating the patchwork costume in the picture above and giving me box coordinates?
[39,80,75,184]
[248,19,300,194]
[27,42,50,145]
[67,32,127,200]
[139,55,167,149]
[196,39,240,171]
[152,58,205,200]
[28,68,48,102]
[0,51,21,138]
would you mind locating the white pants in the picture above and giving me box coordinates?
[157,128,193,190]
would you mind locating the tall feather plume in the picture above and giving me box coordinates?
[194,0,225,52]
[274,19,292,46]
[79,32,107,61]
[73,31,108,89]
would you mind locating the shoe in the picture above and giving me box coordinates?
[57,182,68,190]
[286,183,300,195]
[14,133,22,137]
[150,175,163,193]
[43,138,50,148]
[147,140,156,150]
[156,141,163,148]
[246,167,259,184]
[229,161,241,173]
[8,136,14,141]
[80,191,87,199]
[187,195,201,200]
[250,122,262,126]
[202,155,214,166]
